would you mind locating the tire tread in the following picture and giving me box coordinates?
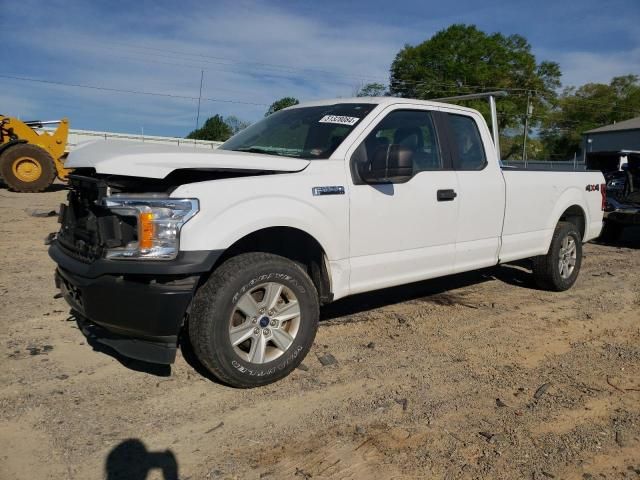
[532,221,582,292]
[189,252,318,388]
[0,144,57,193]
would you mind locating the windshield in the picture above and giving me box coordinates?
[219,103,377,160]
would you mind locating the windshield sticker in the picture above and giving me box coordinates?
[319,115,360,126]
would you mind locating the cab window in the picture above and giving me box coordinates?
[353,109,442,183]
[448,114,487,170]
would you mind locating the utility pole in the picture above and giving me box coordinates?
[195,70,204,131]
[522,92,533,168]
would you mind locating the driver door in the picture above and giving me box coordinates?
[347,106,459,294]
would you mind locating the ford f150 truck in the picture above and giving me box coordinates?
[49,97,605,388]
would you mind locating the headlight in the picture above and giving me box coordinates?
[102,195,199,260]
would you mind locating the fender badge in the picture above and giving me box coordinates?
[312,186,345,196]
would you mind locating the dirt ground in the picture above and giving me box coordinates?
[1,186,639,480]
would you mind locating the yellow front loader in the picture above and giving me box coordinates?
[0,115,71,192]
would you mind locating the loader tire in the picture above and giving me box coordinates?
[532,221,582,292]
[189,252,319,388]
[0,144,56,192]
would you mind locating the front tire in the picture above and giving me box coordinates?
[532,221,583,291]
[189,253,319,388]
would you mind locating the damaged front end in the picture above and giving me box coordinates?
[49,168,228,364]
[55,168,266,262]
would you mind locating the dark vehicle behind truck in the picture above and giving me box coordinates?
[587,151,640,240]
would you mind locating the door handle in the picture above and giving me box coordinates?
[437,189,457,201]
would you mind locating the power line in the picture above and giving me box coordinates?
[104,40,384,83]
[83,38,561,93]
[0,74,268,107]
[104,50,360,90]
[41,38,640,114]
[28,33,640,111]
[3,73,636,124]
[81,45,367,90]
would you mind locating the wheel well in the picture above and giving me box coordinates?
[559,205,586,239]
[215,227,333,304]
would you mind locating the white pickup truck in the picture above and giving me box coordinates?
[50,97,605,387]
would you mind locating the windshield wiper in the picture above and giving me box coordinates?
[233,147,282,156]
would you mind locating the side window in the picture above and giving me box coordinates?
[352,109,442,183]
[448,114,487,170]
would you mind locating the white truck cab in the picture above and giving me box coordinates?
[50,97,605,387]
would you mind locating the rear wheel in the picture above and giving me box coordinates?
[0,144,56,192]
[532,221,583,291]
[189,252,319,388]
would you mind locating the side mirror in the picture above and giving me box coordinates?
[360,145,414,184]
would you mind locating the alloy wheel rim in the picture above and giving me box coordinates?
[228,282,301,364]
[558,235,577,279]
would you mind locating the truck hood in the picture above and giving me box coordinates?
[65,140,310,178]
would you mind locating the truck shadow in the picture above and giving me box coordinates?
[71,313,172,377]
[72,262,539,383]
[105,439,178,480]
[180,263,536,381]
[71,261,556,383]
[321,262,534,321]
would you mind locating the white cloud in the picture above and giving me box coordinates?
[554,48,640,87]
[3,1,412,134]
[4,1,639,135]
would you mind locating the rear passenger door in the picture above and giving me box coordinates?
[439,110,506,272]
[347,106,459,294]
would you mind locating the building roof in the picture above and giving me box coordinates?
[584,116,640,134]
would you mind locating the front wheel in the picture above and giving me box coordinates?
[189,252,319,388]
[532,221,583,291]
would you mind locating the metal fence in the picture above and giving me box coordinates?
[38,127,223,152]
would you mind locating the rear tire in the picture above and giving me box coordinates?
[0,144,56,192]
[532,221,582,292]
[189,252,319,388]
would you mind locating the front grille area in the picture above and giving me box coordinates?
[57,175,136,262]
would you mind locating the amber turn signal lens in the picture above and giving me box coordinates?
[139,212,155,249]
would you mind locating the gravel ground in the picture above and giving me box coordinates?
[1,187,639,480]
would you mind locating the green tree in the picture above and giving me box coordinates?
[265,97,299,116]
[540,75,640,159]
[224,115,251,134]
[356,82,387,97]
[500,133,545,160]
[389,24,561,131]
[186,114,233,141]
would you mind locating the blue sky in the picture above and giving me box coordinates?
[1,0,638,137]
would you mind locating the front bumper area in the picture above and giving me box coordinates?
[75,314,179,364]
[51,241,222,364]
